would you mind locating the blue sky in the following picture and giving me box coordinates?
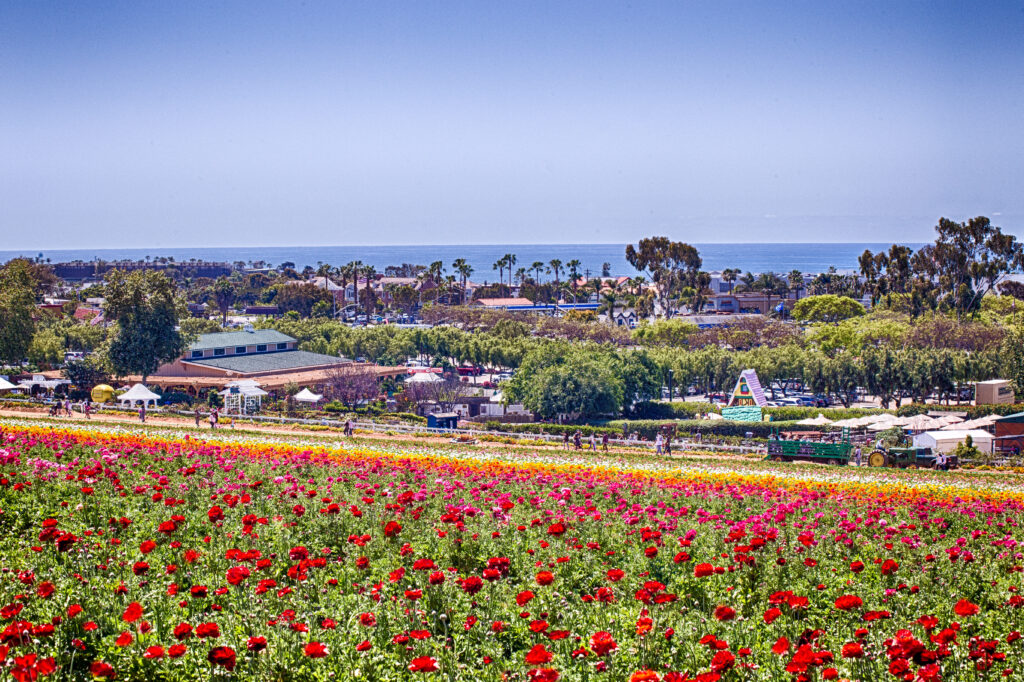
[1,1,1021,248]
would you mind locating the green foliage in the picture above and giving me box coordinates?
[632,319,700,347]
[103,269,187,380]
[27,326,65,368]
[62,356,111,390]
[178,316,222,337]
[0,260,37,366]
[791,295,866,323]
[1001,324,1024,397]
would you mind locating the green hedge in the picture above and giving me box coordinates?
[896,403,1024,418]
[470,418,831,441]
[627,400,889,423]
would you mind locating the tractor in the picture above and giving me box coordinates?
[867,445,957,469]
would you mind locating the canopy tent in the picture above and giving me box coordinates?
[117,384,161,408]
[292,388,323,403]
[795,414,833,426]
[407,372,443,384]
[867,420,903,432]
[704,412,725,420]
[865,413,899,425]
[830,415,875,428]
[18,375,70,392]
[901,414,944,431]
[0,377,20,392]
[930,414,964,427]
[220,380,269,415]
[942,415,996,430]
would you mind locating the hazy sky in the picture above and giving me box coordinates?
[1,1,1021,248]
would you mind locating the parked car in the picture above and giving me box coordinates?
[456,365,482,377]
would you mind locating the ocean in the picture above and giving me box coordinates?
[0,243,923,279]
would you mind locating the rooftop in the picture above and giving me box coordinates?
[184,349,348,374]
[188,329,294,352]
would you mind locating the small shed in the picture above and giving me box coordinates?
[912,429,993,454]
[975,380,1015,405]
[427,412,459,430]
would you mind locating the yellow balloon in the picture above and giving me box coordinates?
[91,384,115,403]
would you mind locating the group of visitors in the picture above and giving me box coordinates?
[562,430,610,452]
[193,406,221,429]
[48,398,92,419]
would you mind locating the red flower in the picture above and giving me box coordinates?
[304,641,328,658]
[143,646,164,659]
[546,522,566,535]
[207,646,236,671]
[954,599,980,616]
[714,605,736,621]
[763,607,782,624]
[850,560,865,573]
[383,521,402,537]
[630,671,659,682]
[359,613,377,627]
[536,571,554,586]
[356,640,372,652]
[516,591,535,606]
[528,669,560,682]
[841,642,864,658]
[115,631,132,647]
[247,637,267,652]
[590,631,618,656]
[173,623,193,640]
[409,656,438,673]
[121,602,143,623]
[461,576,483,594]
[710,650,735,673]
[168,644,187,658]
[196,622,220,639]
[226,566,250,585]
[694,563,714,578]
[834,595,863,611]
[606,569,625,581]
[772,637,790,655]
[525,644,553,665]
[207,506,224,522]
[880,559,899,575]
[90,661,116,679]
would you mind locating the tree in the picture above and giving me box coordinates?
[0,259,37,367]
[324,364,380,408]
[452,259,473,304]
[602,262,611,278]
[103,269,187,381]
[625,237,702,317]
[504,253,517,288]
[531,261,545,283]
[914,216,1023,318]
[274,283,333,318]
[791,295,867,323]
[548,259,563,285]
[212,276,237,324]
[406,375,474,413]
[63,355,111,391]
[361,265,377,324]
[1001,324,1024,398]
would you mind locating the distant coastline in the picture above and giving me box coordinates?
[0,243,925,279]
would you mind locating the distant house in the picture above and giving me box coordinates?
[244,305,280,316]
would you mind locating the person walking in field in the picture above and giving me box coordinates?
[588,433,597,451]
[573,430,582,450]
[602,432,609,452]
[209,408,218,430]
[83,400,91,419]
[655,433,664,456]
[563,432,570,450]
[138,404,146,423]
[194,407,201,427]
[65,399,72,417]
[854,446,862,467]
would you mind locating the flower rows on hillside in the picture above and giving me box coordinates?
[0,422,1022,680]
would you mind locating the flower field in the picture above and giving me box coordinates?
[0,420,1022,681]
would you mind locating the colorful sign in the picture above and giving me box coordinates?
[728,368,768,407]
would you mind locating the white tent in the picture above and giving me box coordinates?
[901,414,944,431]
[117,384,161,408]
[0,377,20,392]
[865,413,899,425]
[293,388,323,403]
[913,429,993,454]
[795,414,833,426]
[942,415,996,430]
[407,372,443,384]
[931,414,964,426]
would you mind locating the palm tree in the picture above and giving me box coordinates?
[722,268,738,294]
[566,259,582,302]
[514,267,527,286]
[788,270,804,301]
[503,253,517,288]
[362,264,376,325]
[452,259,473,304]
[492,257,506,287]
[531,261,545,283]
[549,259,563,285]
[599,291,619,323]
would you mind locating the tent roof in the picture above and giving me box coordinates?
[917,429,993,441]
[293,388,323,402]
[117,384,161,401]
[795,414,833,425]
[0,377,19,391]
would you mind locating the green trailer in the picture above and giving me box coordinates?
[765,428,852,465]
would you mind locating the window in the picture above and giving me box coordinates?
[256,344,267,352]
[191,350,204,359]
[277,342,288,350]
[214,348,225,356]
[235,346,247,354]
